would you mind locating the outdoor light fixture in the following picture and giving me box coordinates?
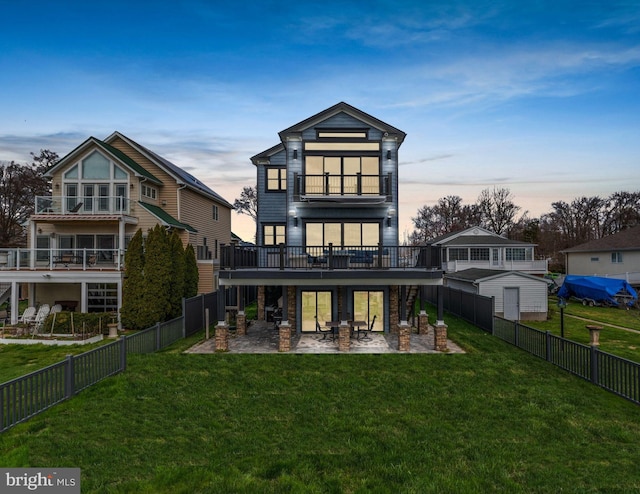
[289,209,298,227]
[387,208,396,227]
[293,149,298,160]
[386,149,391,160]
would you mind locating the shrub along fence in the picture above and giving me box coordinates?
[493,316,640,406]
[0,293,213,433]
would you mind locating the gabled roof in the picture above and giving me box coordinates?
[561,226,640,253]
[45,137,163,185]
[104,132,233,208]
[250,143,284,166]
[429,226,534,247]
[278,101,406,145]
[138,202,197,233]
[446,268,550,284]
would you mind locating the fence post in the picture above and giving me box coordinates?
[590,346,599,384]
[514,321,519,347]
[545,331,551,362]
[182,297,186,338]
[120,335,127,372]
[64,354,75,399]
[156,322,161,351]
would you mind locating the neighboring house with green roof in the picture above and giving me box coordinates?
[560,226,640,285]
[0,132,232,325]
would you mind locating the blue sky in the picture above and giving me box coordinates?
[2,0,640,241]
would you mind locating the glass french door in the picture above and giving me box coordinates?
[353,291,384,332]
[301,291,332,332]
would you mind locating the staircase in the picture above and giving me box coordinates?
[405,285,420,325]
[0,283,10,305]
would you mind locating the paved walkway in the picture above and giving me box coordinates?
[186,321,465,354]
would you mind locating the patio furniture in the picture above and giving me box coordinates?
[316,318,336,341]
[355,315,376,341]
[18,306,36,325]
[30,304,50,335]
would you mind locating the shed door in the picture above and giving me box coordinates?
[504,287,520,321]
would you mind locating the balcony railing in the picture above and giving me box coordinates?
[443,259,549,273]
[293,173,392,200]
[35,196,132,215]
[0,248,125,271]
[221,244,441,271]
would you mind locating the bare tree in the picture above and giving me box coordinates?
[410,195,480,243]
[0,150,56,247]
[477,186,521,235]
[233,185,258,221]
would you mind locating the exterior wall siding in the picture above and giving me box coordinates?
[567,250,640,278]
[478,275,548,315]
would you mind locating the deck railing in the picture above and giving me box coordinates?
[35,196,133,215]
[0,248,124,271]
[444,259,548,273]
[293,172,392,200]
[221,244,441,271]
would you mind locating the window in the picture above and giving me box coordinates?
[448,248,468,261]
[470,248,490,261]
[305,222,379,248]
[317,130,368,138]
[612,252,623,263]
[353,291,383,332]
[505,247,533,261]
[301,291,332,332]
[87,283,118,312]
[591,257,600,262]
[212,204,219,221]
[36,235,50,262]
[266,168,286,191]
[264,225,286,245]
[142,184,157,200]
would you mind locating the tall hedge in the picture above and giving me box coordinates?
[141,225,172,327]
[120,229,145,329]
[184,244,199,298]
[169,231,186,319]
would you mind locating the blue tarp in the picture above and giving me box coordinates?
[558,275,638,307]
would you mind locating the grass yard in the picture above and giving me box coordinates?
[525,297,640,362]
[1,315,640,493]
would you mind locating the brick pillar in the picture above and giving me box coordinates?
[215,322,229,352]
[398,322,411,352]
[236,311,246,336]
[278,322,291,352]
[389,285,399,333]
[434,321,448,352]
[287,286,296,327]
[257,286,265,321]
[338,322,351,352]
[418,311,429,335]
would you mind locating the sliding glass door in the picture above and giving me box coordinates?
[301,291,332,333]
[353,291,383,332]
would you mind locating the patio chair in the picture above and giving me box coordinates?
[356,315,376,341]
[30,304,50,335]
[315,317,335,341]
[18,306,36,325]
[51,304,63,314]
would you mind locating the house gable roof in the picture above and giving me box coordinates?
[250,143,285,166]
[445,268,549,284]
[429,226,534,247]
[45,137,163,185]
[104,132,233,208]
[278,101,406,145]
[561,226,640,253]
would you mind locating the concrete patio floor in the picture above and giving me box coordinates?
[186,320,465,354]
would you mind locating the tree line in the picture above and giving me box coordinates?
[411,187,640,269]
[121,226,199,330]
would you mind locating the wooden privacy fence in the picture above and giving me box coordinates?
[493,316,640,406]
[0,289,223,433]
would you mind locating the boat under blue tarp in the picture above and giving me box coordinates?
[558,275,638,307]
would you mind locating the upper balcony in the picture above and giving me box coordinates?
[443,259,549,275]
[293,173,392,205]
[34,196,133,217]
[0,248,125,272]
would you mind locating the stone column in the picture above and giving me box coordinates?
[338,322,351,352]
[398,321,411,352]
[278,321,292,352]
[287,286,296,325]
[434,321,448,352]
[215,322,229,352]
[389,285,399,333]
[418,311,429,335]
[236,311,246,336]
[587,325,602,346]
[257,286,265,321]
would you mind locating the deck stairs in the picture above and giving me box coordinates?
[0,283,10,306]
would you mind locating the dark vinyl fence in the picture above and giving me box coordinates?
[424,285,494,332]
[1,290,221,433]
[494,316,640,406]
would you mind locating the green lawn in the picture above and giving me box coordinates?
[524,298,640,362]
[1,314,640,492]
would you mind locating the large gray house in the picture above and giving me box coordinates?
[218,102,443,343]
